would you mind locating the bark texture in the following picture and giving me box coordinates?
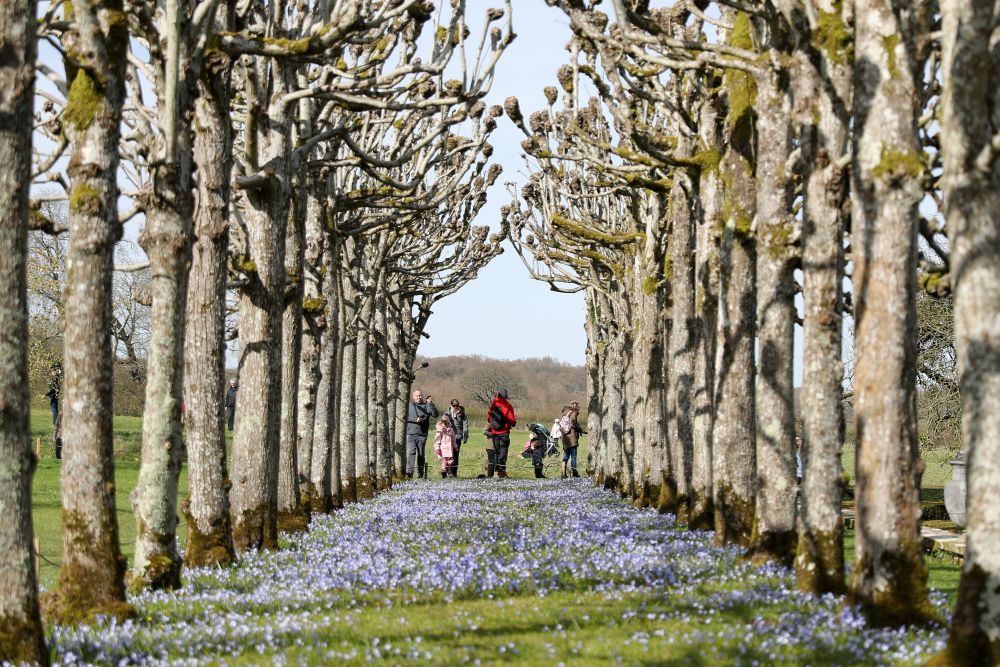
[0,0,48,657]
[277,191,305,531]
[934,0,1000,661]
[795,19,850,595]
[48,0,133,623]
[849,0,933,626]
[712,13,758,547]
[748,49,797,566]
[183,70,235,569]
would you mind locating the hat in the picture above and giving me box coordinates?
[497,388,508,399]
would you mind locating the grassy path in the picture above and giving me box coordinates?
[50,479,948,666]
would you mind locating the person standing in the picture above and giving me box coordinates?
[486,388,516,478]
[45,364,61,425]
[406,388,438,479]
[560,401,586,478]
[434,416,457,479]
[446,400,469,477]
[225,379,238,431]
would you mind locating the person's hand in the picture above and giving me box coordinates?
[426,395,433,403]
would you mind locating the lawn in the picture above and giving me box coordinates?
[49,479,949,665]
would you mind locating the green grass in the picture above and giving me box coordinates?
[843,529,962,605]
[841,441,953,489]
[30,409,961,605]
[30,410,201,587]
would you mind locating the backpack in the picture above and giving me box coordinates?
[488,404,506,431]
[558,414,573,435]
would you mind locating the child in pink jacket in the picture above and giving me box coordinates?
[434,417,457,478]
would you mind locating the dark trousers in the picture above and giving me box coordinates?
[406,434,428,477]
[50,402,58,425]
[448,444,461,477]
[488,433,510,476]
[227,407,235,431]
[531,445,545,477]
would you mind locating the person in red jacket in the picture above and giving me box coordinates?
[486,388,517,478]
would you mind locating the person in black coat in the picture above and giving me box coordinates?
[225,379,238,431]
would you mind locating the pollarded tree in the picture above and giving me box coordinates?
[41,0,134,623]
[933,0,1000,661]
[0,0,48,659]
[848,0,936,626]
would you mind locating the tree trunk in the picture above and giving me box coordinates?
[934,1,1000,660]
[748,56,797,566]
[373,279,392,490]
[389,296,408,480]
[848,0,933,626]
[0,0,48,656]
[712,14,758,548]
[629,192,667,508]
[48,0,132,623]
[297,193,324,513]
[277,187,305,532]
[584,290,605,479]
[795,27,849,595]
[354,279,375,499]
[666,173,696,521]
[689,97,722,531]
[339,292,358,500]
[311,233,340,512]
[132,156,192,591]
[230,99,292,552]
[183,74,235,569]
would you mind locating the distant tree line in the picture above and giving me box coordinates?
[412,354,587,425]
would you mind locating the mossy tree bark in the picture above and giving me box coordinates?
[49,0,133,624]
[690,96,723,532]
[296,188,325,511]
[183,69,235,569]
[310,232,340,513]
[0,0,48,658]
[388,294,409,480]
[848,0,933,626]
[711,12,758,548]
[354,264,375,498]
[748,26,797,567]
[277,184,305,531]
[338,274,358,496]
[584,290,605,479]
[132,90,198,593]
[231,88,293,551]
[935,0,1000,660]
[666,170,697,521]
[795,5,850,595]
[372,275,393,490]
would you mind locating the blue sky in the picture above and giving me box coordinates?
[418,3,588,365]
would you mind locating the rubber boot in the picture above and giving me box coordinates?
[534,466,545,479]
[561,463,567,479]
[405,471,413,480]
[572,467,580,478]
[441,471,447,479]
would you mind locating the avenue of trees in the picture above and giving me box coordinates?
[503,1,998,664]
[1,0,513,662]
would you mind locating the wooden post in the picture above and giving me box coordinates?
[35,436,41,457]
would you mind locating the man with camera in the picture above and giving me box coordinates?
[405,388,438,479]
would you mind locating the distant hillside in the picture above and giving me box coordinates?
[411,354,587,426]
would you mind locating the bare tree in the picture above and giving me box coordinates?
[0,0,48,658]
[934,0,1000,660]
